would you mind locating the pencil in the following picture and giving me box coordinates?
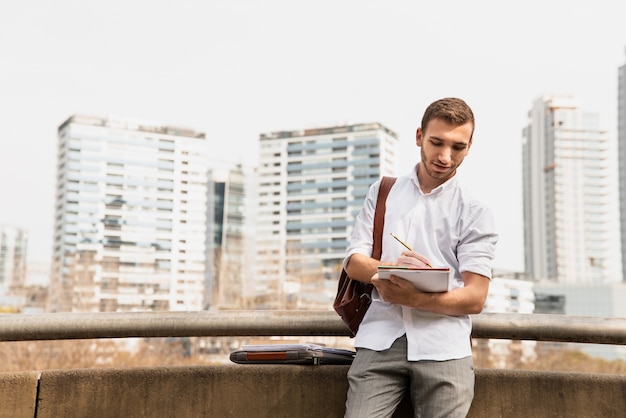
[390,233,433,267]
[390,233,413,251]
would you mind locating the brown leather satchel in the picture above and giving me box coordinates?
[333,176,397,337]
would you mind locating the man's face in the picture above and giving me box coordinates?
[416,118,473,188]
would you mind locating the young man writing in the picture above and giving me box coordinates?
[343,97,498,417]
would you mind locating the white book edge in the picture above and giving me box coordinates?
[377,266,451,293]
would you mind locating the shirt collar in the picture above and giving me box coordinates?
[410,163,458,196]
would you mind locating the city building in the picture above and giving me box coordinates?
[0,225,28,292]
[534,281,626,360]
[618,49,626,282]
[256,122,399,308]
[522,95,622,284]
[481,272,537,368]
[205,162,256,310]
[50,115,209,312]
[485,273,535,314]
[0,225,28,312]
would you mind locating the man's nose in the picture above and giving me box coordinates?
[438,147,452,163]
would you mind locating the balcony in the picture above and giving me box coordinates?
[0,311,625,417]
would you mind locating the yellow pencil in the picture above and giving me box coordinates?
[390,233,433,267]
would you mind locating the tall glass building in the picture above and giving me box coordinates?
[256,122,399,308]
[50,115,209,312]
[205,162,256,310]
[522,95,622,284]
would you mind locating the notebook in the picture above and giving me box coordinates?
[377,265,451,292]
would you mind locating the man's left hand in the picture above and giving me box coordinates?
[371,273,419,305]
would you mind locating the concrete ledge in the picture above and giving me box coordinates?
[36,365,354,418]
[470,368,626,418]
[8,366,626,418]
[0,371,39,418]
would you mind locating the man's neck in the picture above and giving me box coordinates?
[416,164,453,194]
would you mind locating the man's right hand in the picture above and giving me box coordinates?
[396,251,432,268]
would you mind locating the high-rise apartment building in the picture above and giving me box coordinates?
[0,225,28,292]
[50,115,209,312]
[256,122,399,308]
[522,95,622,284]
[205,162,256,310]
[617,50,626,282]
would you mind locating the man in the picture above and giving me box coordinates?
[343,97,498,417]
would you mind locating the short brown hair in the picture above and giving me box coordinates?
[421,98,475,139]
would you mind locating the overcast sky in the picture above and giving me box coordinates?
[1,0,625,273]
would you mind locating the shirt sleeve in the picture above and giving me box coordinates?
[342,180,379,269]
[456,202,499,279]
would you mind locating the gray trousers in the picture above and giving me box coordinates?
[345,334,474,418]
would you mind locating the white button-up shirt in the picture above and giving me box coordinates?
[344,164,498,361]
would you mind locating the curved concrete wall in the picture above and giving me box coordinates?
[0,371,38,418]
[0,366,624,417]
[470,368,626,417]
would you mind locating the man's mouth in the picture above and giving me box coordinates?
[431,163,450,173]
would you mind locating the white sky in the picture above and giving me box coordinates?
[1,0,625,273]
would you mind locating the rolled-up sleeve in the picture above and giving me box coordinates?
[342,181,379,269]
[456,203,499,279]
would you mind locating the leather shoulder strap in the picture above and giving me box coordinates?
[372,176,397,260]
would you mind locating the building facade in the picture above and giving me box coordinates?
[482,273,537,368]
[522,95,622,284]
[50,115,209,312]
[534,281,626,361]
[255,122,399,309]
[618,51,626,282]
[205,162,256,310]
[0,225,28,292]
[0,225,28,312]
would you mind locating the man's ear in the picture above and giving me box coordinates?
[415,128,423,147]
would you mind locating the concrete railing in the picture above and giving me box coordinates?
[2,310,626,344]
[1,311,625,418]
